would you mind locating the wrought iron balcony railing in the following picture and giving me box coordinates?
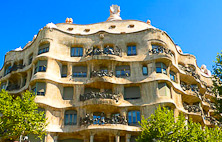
[80,91,119,102]
[90,70,113,77]
[183,103,201,113]
[80,113,127,126]
[149,46,174,57]
[84,46,122,57]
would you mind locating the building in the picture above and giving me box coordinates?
[0,5,219,142]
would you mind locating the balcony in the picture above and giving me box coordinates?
[84,46,121,57]
[6,84,20,91]
[181,82,200,97]
[183,103,201,113]
[149,46,174,57]
[91,70,113,78]
[205,116,221,126]
[80,91,119,102]
[80,113,127,126]
[178,65,200,81]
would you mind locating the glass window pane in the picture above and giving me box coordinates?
[71,48,75,56]
[162,68,167,74]
[79,48,83,56]
[132,46,136,55]
[137,111,141,122]
[133,111,136,123]
[127,46,131,55]
[128,112,132,124]
[74,114,77,124]
[65,114,69,125]
[70,114,73,124]
[116,71,121,77]
[143,66,148,75]
[156,67,162,73]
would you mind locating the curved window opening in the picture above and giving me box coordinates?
[38,43,49,55]
[156,62,167,74]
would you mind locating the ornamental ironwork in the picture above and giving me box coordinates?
[205,116,221,126]
[85,46,121,57]
[91,70,113,77]
[80,113,127,126]
[183,103,201,113]
[178,65,200,81]
[149,46,174,57]
[180,82,200,96]
[80,91,119,102]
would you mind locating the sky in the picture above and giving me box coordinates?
[0,0,221,72]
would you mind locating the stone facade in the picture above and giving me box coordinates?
[0,5,219,142]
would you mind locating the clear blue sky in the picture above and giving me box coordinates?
[0,0,221,71]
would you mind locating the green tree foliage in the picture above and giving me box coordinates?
[137,106,222,142]
[213,52,222,122]
[0,90,47,141]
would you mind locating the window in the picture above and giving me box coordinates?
[128,111,140,125]
[61,65,67,78]
[124,86,141,100]
[158,82,170,96]
[34,60,47,74]
[156,62,167,74]
[64,110,77,125]
[32,82,46,96]
[72,66,87,77]
[63,87,74,100]
[142,66,148,75]
[170,71,176,82]
[116,65,130,77]
[28,53,33,65]
[38,44,49,55]
[71,47,83,57]
[4,65,12,76]
[127,46,137,56]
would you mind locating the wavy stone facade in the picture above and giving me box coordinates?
[0,6,219,142]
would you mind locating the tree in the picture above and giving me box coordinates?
[137,106,222,142]
[213,51,222,122]
[0,90,47,141]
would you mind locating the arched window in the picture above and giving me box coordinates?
[64,110,77,125]
[156,62,167,74]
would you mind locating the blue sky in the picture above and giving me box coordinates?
[0,0,221,71]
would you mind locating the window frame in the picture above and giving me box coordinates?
[72,66,87,78]
[127,45,137,56]
[64,110,77,125]
[170,71,176,82]
[38,44,49,55]
[142,66,148,76]
[71,47,83,57]
[156,62,167,75]
[115,65,131,77]
[128,110,141,125]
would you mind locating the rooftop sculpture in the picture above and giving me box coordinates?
[107,5,122,21]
